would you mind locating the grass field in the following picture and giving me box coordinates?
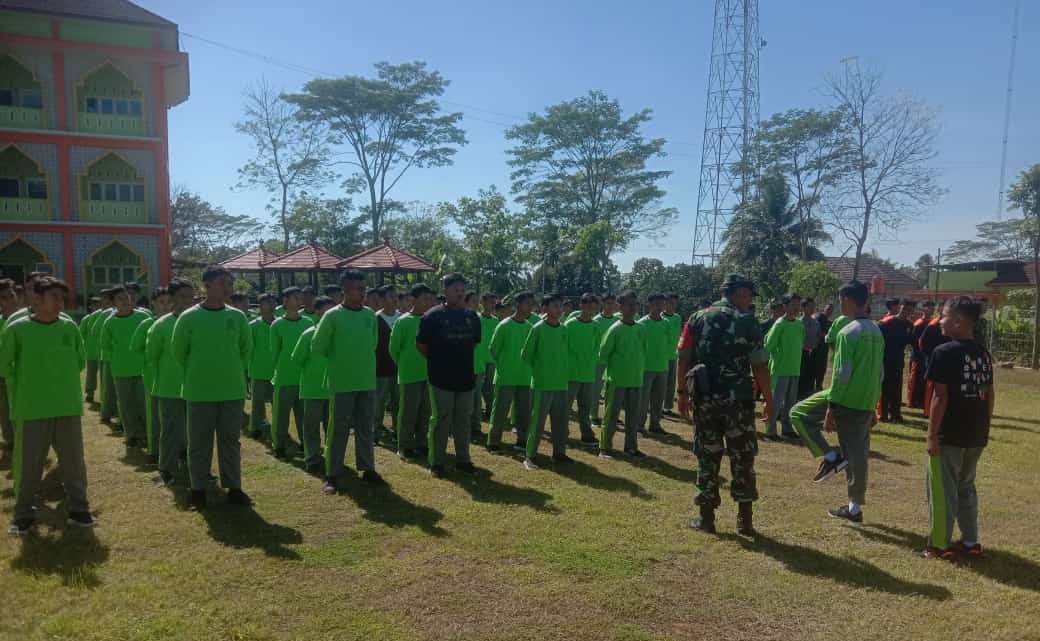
[2,368,1039,641]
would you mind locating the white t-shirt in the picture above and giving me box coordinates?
[377,310,401,329]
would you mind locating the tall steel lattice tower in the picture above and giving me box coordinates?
[692,0,761,265]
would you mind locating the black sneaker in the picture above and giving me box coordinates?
[159,471,175,487]
[470,430,484,441]
[361,470,387,486]
[592,418,602,426]
[648,427,668,435]
[828,505,863,525]
[190,490,207,510]
[67,511,97,528]
[812,455,848,483]
[455,462,477,475]
[8,517,34,536]
[430,465,446,479]
[272,447,287,460]
[580,434,598,444]
[762,433,781,442]
[552,454,575,464]
[624,448,646,458]
[305,463,323,475]
[227,489,253,506]
[781,432,800,441]
[399,448,418,461]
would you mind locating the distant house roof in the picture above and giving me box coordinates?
[220,246,281,272]
[338,241,435,272]
[987,261,1038,287]
[262,243,343,271]
[824,256,920,290]
[0,0,177,28]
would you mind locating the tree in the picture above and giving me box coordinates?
[720,173,831,300]
[944,219,1034,263]
[753,109,851,259]
[623,258,715,317]
[825,63,945,279]
[784,260,842,303]
[235,79,333,248]
[1006,164,1040,368]
[438,187,530,294]
[286,62,467,242]
[913,253,934,284]
[505,90,676,268]
[170,188,262,262]
[382,202,459,270]
[282,195,367,259]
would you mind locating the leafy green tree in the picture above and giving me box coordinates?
[506,90,676,266]
[170,188,262,262]
[1007,164,1040,368]
[285,62,467,242]
[438,187,531,294]
[282,195,367,258]
[382,202,459,270]
[235,79,333,248]
[945,219,1033,263]
[784,260,842,302]
[623,258,716,317]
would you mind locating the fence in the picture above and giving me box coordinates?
[992,331,1037,368]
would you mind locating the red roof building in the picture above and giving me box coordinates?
[338,240,435,273]
[219,245,281,272]
[261,242,343,271]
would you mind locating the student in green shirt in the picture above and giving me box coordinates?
[247,294,277,438]
[389,283,433,461]
[487,291,536,451]
[147,278,194,487]
[764,293,805,440]
[592,293,619,425]
[313,269,385,493]
[522,293,571,469]
[637,293,673,436]
[465,290,488,440]
[662,294,683,417]
[599,290,647,458]
[230,292,250,318]
[291,295,336,474]
[565,293,602,444]
[80,296,102,404]
[172,265,253,510]
[300,286,319,325]
[270,286,314,457]
[478,293,499,422]
[101,286,151,448]
[0,279,20,450]
[93,291,119,426]
[1,277,95,535]
[131,287,172,460]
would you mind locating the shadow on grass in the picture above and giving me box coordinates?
[873,428,926,444]
[444,460,559,514]
[722,532,951,600]
[340,475,449,538]
[10,526,110,588]
[199,502,302,560]
[869,449,912,468]
[858,523,1040,592]
[119,445,157,474]
[553,458,653,500]
[992,413,1040,426]
[988,421,1039,435]
[630,452,696,484]
[649,429,694,452]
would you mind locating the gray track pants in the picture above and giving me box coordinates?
[927,445,984,549]
[250,379,272,433]
[593,365,606,421]
[567,380,597,440]
[375,376,399,432]
[114,376,146,444]
[397,382,430,452]
[326,390,376,479]
[13,417,89,522]
[0,378,12,447]
[429,386,474,467]
[489,384,531,446]
[100,362,117,421]
[85,360,99,399]
[767,375,800,435]
[158,397,186,477]
[665,359,677,411]
[637,370,667,431]
[832,404,873,505]
[601,384,641,452]
[470,372,486,434]
[527,389,569,459]
[271,385,303,450]
[186,399,245,491]
[301,399,328,466]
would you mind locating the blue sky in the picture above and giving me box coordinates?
[146,0,1038,270]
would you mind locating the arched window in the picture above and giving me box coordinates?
[79,153,146,223]
[0,55,45,129]
[0,146,49,221]
[84,240,148,295]
[76,63,143,135]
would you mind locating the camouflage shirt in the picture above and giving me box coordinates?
[677,298,767,401]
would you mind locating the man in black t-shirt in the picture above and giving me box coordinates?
[923,296,994,560]
[417,273,482,477]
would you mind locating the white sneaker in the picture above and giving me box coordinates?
[523,458,539,471]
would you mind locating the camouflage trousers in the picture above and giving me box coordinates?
[693,398,759,508]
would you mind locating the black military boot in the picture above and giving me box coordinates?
[737,502,755,536]
[688,504,717,534]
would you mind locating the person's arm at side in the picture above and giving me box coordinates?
[238,314,251,365]
[415,314,430,359]
[488,322,503,361]
[74,324,86,372]
[752,360,773,421]
[675,320,696,420]
[520,324,538,367]
[311,312,331,358]
[0,325,14,379]
[99,316,112,354]
[270,322,282,367]
[130,319,148,356]
[824,334,854,432]
[145,321,162,371]
[926,382,948,456]
[388,322,403,364]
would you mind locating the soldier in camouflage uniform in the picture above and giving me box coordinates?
[676,274,773,535]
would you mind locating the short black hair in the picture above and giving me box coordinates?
[580,293,599,304]
[300,285,315,295]
[410,283,433,297]
[945,296,982,323]
[781,293,801,304]
[124,281,141,291]
[111,285,129,299]
[514,291,534,305]
[258,293,276,304]
[667,293,679,301]
[167,278,193,295]
[885,297,901,310]
[601,293,616,302]
[32,276,69,295]
[540,294,554,307]
[202,265,232,283]
[313,295,336,311]
[323,285,342,296]
[282,286,302,298]
[0,278,13,292]
[229,292,248,304]
[481,292,498,302]
[442,272,466,289]
[544,292,564,305]
[465,290,478,303]
[647,293,666,303]
[151,286,168,300]
[770,298,784,310]
[838,280,870,306]
[801,297,815,306]
[902,298,917,307]
[339,269,366,284]
[618,290,638,304]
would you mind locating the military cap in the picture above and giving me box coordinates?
[720,273,755,292]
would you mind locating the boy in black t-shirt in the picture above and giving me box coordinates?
[923,296,994,560]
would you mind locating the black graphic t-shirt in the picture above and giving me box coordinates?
[417,304,481,392]
[925,339,994,448]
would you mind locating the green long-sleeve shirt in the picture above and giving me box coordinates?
[291,326,327,400]
[825,314,850,345]
[599,320,646,388]
[638,315,673,373]
[0,316,84,421]
[146,312,183,399]
[101,309,150,377]
[489,317,534,386]
[479,315,499,366]
[521,320,569,391]
[248,319,276,381]
[172,305,251,402]
[92,308,114,362]
[311,305,377,393]
[130,316,156,391]
[271,316,314,387]
[765,316,804,377]
[389,312,427,385]
[593,314,618,365]
[80,311,101,360]
[664,312,682,361]
[828,317,884,411]
[563,317,601,383]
